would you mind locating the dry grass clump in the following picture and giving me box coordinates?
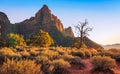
[0,47,21,59]
[20,50,30,57]
[0,47,16,56]
[90,56,116,71]
[29,49,39,56]
[97,49,120,61]
[55,47,65,55]
[52,59,71,68]
[90,49,98,56]
[71,49,85,58]
[71,48,92,58]
[51,59,71,74]
[60,54,75,61]
[40,50,59,60]
[70,57,85,69]
[0,59,42,74]
[84,50,92,58]
[35,55,51,65]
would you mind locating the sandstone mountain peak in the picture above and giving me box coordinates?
[35,5,51,21]
[42,5,49,11]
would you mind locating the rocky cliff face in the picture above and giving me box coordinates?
[17,5,64,39]
[0,12,10,38]
[35,5,64,32]
[64,27,74,38]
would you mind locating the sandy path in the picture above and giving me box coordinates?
[67,59,92,74]
[68,59,120,74]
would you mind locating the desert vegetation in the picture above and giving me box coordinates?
[0,29,119,74]
[0,46,120,74]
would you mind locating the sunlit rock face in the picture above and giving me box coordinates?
[17,5,64,39]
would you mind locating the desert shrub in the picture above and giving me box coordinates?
[28,30,54,47]
[0,47,15,56]
[60,54,75,62]
[35,55,50,65]
[70,57,85,69]
[30,49,39,56]
[0,59,42,74]
[90,56,116,71]
[84,50,92,58]
[20,50,30,59]
[52,59,71,68]
[7,33,26,48]
[52,59,71,74]
[104,50,120,61]
[0,47,21,58]
[104,50,113,56]
[55,47,65,55]
[40,50,59,60]
[90,49,98,56]
[41,59,71,74]
[71,50,85,58]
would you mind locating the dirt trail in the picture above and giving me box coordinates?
[113,62,120,74]
[68,59,92,74]
[68,59,120,74]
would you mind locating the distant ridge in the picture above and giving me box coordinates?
[103,43,120,49]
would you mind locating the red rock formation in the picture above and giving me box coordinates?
[64,27,74,38]
[17,5,64,39]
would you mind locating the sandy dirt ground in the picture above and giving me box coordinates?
[67,59,120,74]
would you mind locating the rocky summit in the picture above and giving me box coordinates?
[17,5,68,39]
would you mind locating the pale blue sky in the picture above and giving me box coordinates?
[0,0,120,45]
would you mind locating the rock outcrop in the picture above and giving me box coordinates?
[64,27,74,38]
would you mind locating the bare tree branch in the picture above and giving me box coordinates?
[74,19,92,48]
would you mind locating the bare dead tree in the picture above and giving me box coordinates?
[75,19,92,48]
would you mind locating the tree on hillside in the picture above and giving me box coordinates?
[8,33,26,48]
[75,19,92,48]
[28,30,54,47]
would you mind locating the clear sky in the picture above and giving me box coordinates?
[0,0,120,45]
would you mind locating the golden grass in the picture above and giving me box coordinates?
[0,59,42,74]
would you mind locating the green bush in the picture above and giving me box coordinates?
[7,33,26,48]
[28,30,54,47]
[0,59,42,74]
[90,56,116,71]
